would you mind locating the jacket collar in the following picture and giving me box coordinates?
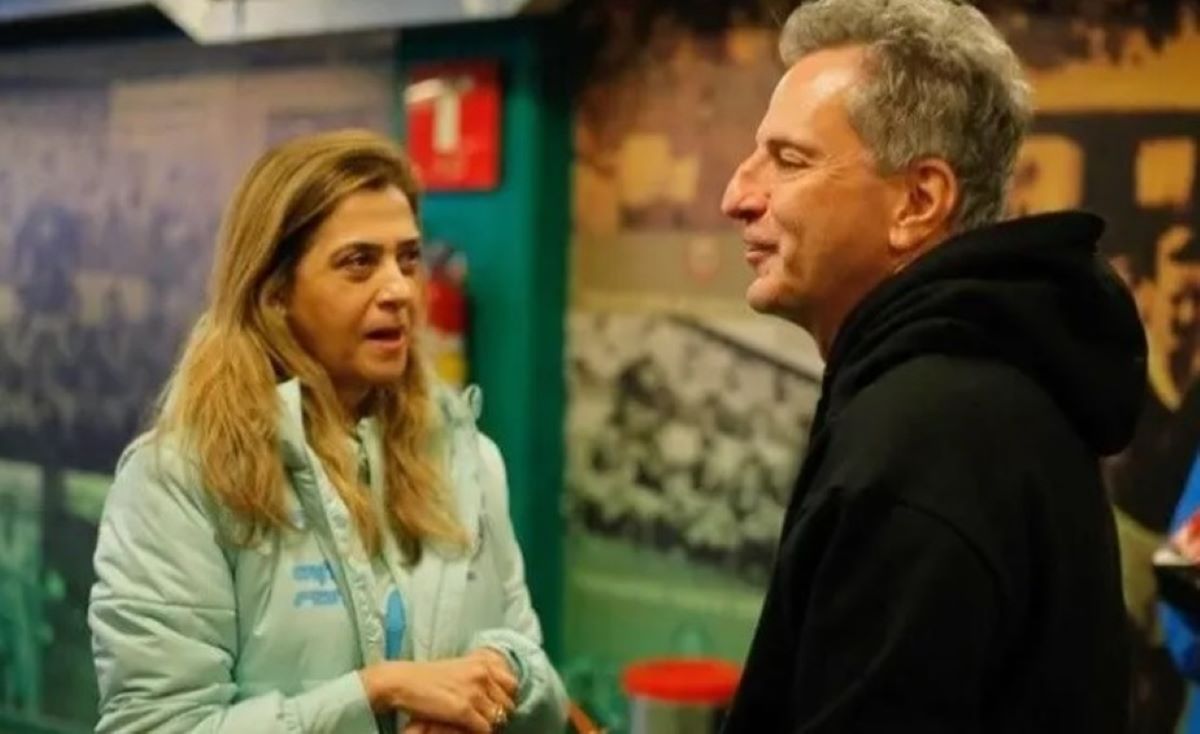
[274,377,486,659]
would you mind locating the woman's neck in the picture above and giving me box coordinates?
[335,383,372,425]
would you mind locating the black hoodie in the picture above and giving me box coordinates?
[722,212,1145,734]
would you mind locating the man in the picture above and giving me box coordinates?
[1112,225,1200,536]
[1109,224,1200,733]
[719,1,1146,731]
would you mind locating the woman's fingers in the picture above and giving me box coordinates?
[485,676,515,718]
[474,648,518,695]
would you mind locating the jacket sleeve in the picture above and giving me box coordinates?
[783,492,1000,733]
[89,441,378,734]
[467,435,569,733]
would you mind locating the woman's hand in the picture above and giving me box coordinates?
[360,648,517,733]
[468,646,520,717]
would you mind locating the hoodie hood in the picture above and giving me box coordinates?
[821,211,1147,456]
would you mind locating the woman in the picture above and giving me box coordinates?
[88,129,568,733]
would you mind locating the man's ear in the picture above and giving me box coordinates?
[887,157,959,268]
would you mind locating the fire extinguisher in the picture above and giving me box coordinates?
[424,243,468,389]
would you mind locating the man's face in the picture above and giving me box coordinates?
[1149,226,1200,391]
[721,46,899,352]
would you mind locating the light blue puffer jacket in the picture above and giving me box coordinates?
[89,379,568,733]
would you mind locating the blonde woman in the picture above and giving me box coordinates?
[88,129,568,734]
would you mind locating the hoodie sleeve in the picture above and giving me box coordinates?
[88,441,377,734]
[466,434,569,734]
[781,491,1000,733]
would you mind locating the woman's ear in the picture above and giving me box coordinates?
[262,272,293,317]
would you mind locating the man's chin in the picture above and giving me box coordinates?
[746,280,782,316]
[746,281,809,329]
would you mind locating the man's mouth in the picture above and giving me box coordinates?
[745,244,776,270]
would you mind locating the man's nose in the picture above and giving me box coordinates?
[721,152,769,223]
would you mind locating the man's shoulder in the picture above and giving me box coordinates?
[842,353,1055,441]
[814,356,1061,583]
[819,354,1068,513]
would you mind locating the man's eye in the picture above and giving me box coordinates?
[777,154,808,170]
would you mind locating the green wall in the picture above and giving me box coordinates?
[396,17,571,660]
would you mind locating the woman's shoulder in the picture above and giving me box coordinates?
[107,430,216,524]
[115,430,196,483]
[423,382,513,518]
[429,382,503,480]
[430,381,483,428]
[96,431,237,600]
[475,431,508,496]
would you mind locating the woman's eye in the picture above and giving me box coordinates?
[341,250,377,274]
[399,249,421,273]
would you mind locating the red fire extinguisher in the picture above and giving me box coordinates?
[424,244,468,388]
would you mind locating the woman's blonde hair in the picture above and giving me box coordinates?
[155,128,466,560]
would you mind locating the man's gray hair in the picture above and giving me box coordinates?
[780,0,1032,231]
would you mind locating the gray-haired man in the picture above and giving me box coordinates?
[720,1,1144,731]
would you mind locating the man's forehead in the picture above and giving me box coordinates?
[781,46,865,93]
[757,48,864,142]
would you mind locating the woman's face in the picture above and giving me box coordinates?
[285,185,422,412]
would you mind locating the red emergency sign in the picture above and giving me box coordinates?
[405,60,502,191]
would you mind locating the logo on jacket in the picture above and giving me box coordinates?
[292,561,343,608]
